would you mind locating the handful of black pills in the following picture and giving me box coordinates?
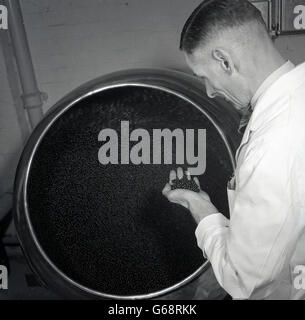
[171,175,200,193]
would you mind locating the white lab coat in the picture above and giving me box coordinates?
[195,61,305,300]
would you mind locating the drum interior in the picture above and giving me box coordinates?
[27,86,232,296]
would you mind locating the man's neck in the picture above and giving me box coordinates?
[250,47,286,99]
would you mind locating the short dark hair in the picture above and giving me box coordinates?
[180,0,267,54]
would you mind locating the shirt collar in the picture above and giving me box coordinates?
[238,61,295,134]
[250,60,295,109]
[236,60,297,149]
[245,60,296,133]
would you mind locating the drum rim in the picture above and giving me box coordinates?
[16,72,238,299]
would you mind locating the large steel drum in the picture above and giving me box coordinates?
[14,69,241,299]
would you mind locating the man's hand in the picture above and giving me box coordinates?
[162,167,219,224]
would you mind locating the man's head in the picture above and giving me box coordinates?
[180,0,284,112]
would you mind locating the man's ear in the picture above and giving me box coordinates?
[212,49,234,74]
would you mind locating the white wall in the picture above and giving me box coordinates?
[0,0,305,205]
[21,0,202,112]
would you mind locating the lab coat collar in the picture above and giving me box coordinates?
[250,61,295,108]
[246,61,305,133]
[235,61,305,157]
[237,61,293,136]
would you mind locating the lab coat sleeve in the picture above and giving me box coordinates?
[195,137,297,299]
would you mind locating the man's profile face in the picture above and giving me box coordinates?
[185,48,251,112]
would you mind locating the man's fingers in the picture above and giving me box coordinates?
[167,188,194,203]
[186,171,191,180]
[194,177,201,189]
[162,183,172,196]
[163,185,188,200]
[169,170,176,184]
[177,167,184,179]
[166,190,188,208]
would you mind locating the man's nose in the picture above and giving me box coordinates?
[205,81,216,99]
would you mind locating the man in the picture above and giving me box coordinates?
[162,0,305,299]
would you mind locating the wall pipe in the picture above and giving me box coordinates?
[4,0,46,129]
